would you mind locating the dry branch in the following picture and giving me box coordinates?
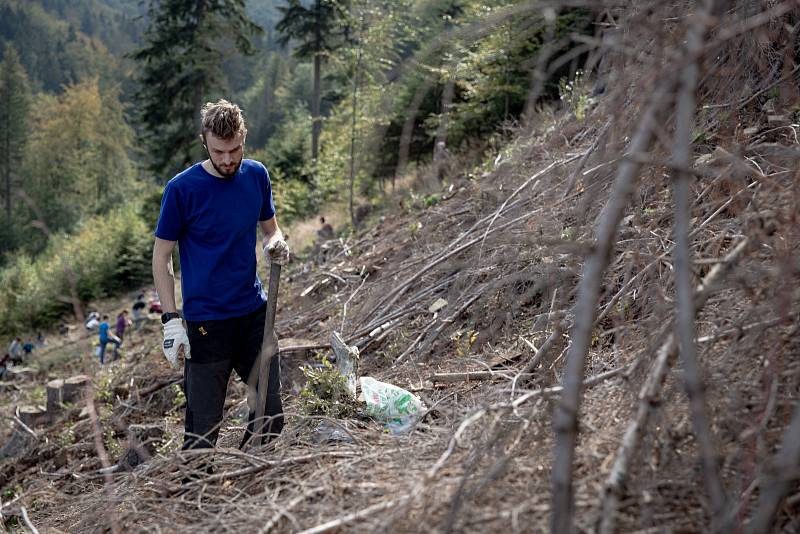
[373,156,577,318]
[517,325,563,383]
[671,0,730,526]
[430,371,498,383]
[550,79,675,533]
[747,375,800,533]
[599,238,748,534]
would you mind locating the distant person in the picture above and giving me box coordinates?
[0,353,9,378]
[98,315,121,364]
[22,341,34,361]
[149,296,162,314]
[7,337,23,366]
[85,311,100,330]
[36,331,46,347]
[115,310,129,340]
[317,216,334,240]
[152,99,289,451]
[132,294,146,331]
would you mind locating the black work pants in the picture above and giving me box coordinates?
[183,303,283,450]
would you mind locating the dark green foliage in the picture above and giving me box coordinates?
[0,47,30,236]
[299,358,359,418]
[446,9,594,146]
[275,0,351,59]
[0,1,136,94]
[133,0,263,179]
[139,185,165,236]
[243,52,306,148]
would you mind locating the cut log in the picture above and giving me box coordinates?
[4,367,35,380]
[279,338,318,360]
[46,378,65,412]
[17,405,48,428]
[62,375,91,404]
[430,371,498,383]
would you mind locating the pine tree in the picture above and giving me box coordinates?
[276,0,350,163]
[133,0,262,179]
[0,47,31,227]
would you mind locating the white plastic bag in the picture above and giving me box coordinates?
[359,376,425,433]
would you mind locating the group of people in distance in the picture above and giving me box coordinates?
[0,336,40,378]
[85,293,151,364]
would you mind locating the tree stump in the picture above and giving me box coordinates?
[118,424,166,471]
[46,379,66,412]
[17,405,48,428]
[279,338,317,394]
[62,375,92,405]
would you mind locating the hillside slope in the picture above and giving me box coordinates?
[1,3,800,533]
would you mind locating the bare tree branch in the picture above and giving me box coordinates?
[747,377,800,533]
[671,1,730,527]
[550,78,674,533]
[599,238,748,534]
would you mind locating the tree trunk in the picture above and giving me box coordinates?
[192,0,208,137]
[433,78,455,172]
[312,0,322,163]
[63,375,92,404]
[3,83,10,226]
[395,79,433,188]
[348,17,363,227]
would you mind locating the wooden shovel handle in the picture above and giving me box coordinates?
[253,263,281,444]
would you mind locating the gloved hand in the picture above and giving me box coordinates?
[162,318,190,367]
[264,238,290,265]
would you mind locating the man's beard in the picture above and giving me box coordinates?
[211,158,241,178]
[205,147,242,178]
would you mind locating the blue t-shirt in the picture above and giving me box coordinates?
[154,159,276,321]
[98,322,110,342]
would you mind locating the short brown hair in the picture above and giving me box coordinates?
[200,99,246,140]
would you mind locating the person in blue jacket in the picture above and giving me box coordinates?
[152,99,290,451]
[98,315,121,364]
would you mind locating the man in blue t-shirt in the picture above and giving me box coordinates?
[152,99,290,451]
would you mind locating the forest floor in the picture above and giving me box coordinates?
[1,91,799,533]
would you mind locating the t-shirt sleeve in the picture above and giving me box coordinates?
[259,164,276,221]
[154,181,184,240]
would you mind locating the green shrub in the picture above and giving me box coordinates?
[0,206,152,334]
[299,358,359,418]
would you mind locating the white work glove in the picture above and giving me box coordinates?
[162,318,190,368]
[264,238,290,265]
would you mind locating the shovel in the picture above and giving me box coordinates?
[252,262,281,446]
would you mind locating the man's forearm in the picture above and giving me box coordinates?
[264,228,284,246]
[152,256,179,314]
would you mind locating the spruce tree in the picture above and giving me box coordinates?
[0,47,31,227]
[133,0,262,179]
[276,0,350,163]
